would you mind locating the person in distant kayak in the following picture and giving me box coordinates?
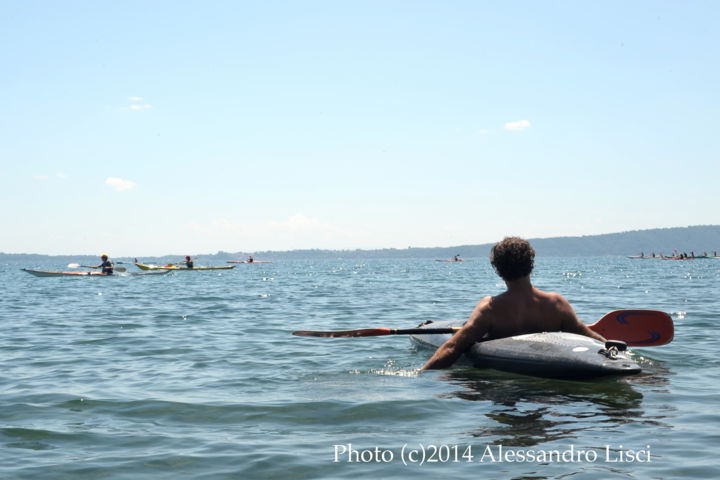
[453,255,460,261]
[90,254,114,275]
[247,255,254,263]
[181,255,194,268]
[422,237,605,370]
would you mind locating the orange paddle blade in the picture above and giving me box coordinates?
[589,309,674,346]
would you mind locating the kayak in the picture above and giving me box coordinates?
[22,269,171,277]
[436,259,470,262]
[410,320,641,379]
[22,269,114,277]
[134,263,235,271]
[227,261,273,264]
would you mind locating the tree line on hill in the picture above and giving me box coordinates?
[2,225,719,264]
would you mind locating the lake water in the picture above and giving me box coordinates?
[1,257,718,479]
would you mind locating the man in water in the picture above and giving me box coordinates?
[91,253,114,275]
[422,237,605,370]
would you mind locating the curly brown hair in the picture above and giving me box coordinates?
[490,237,535,281]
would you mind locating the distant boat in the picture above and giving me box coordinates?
[627,254,660,259]
[227,260,273,264]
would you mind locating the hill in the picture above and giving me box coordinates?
[2,225,719,264]
[235,225,720,259]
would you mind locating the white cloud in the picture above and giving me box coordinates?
[105,177,137,192]
[124,96,152,110]
[504,119,531,131]
[33,175,49,180]
[56,172,67,179]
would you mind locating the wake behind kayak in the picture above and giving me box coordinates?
[411,320,641,379]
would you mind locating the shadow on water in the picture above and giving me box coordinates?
[434,368,657,447]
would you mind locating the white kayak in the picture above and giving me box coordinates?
[411,320,641,379]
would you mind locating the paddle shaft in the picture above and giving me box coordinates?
[292,309,673,346]
[68,263,126,272]
[292,327,459,338]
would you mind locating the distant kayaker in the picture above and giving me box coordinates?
[181,255,194,268]
[453,255,460,262]
[90,254,114,275]
[247,255,254,263]
[422,237,605,370]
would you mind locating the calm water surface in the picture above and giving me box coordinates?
[1,257,718,479]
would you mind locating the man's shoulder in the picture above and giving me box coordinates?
[471,295,504,322]
[475,295,495,310]
[534,288,568,302]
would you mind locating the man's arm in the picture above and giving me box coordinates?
[421,298,491,370]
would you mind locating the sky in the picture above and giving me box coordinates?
[1,1,719,256]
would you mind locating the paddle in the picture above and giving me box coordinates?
[293,327,458,338]
[67,263,126,273]
[292,309,674,347]
[588,309,673,346]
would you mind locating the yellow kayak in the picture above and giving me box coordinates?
[134,263,235,271]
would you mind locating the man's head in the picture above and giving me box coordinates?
[490,237,535,281]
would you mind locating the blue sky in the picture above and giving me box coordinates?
[1,1,718,256]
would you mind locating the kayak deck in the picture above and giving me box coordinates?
[22,269,114,277]
[411,320,641,379]
[22,269,171,277]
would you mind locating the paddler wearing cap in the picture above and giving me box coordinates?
[90,253,114,275]
[180,255,194,268]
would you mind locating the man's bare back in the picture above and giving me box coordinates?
[422,238,605,370]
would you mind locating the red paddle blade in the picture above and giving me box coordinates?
[589,310,674,346]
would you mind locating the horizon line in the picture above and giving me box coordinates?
[2,224,717,258]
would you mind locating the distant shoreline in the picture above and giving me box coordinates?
[2,225,719,263]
